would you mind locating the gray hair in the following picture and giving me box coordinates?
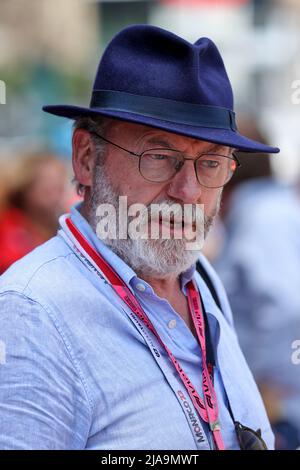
[72,115,112,196]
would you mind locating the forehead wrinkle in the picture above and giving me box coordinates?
[146,135,230,155]
[205,143,229,153]
[137,127,232,156]
[146,136,174,149]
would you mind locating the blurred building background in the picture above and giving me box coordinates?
[1,0,300,450]
[1,0,300,180]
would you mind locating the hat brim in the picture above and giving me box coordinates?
[43,104,280,154]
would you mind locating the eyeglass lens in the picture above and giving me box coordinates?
[139,149,237,188]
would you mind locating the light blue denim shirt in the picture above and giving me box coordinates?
[0,203,273,450]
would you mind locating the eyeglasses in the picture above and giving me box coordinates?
[89,131,241,189]
[235,421,268,450]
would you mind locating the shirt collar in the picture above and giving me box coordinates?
[70,202,137,287]
[180,263,196,292]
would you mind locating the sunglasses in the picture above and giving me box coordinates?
[235,421,268,450]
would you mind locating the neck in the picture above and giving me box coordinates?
[139,273,181,299]
[79,198,91,222]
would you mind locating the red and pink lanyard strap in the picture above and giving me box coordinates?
[65,216,225,450]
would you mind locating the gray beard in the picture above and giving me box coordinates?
[88,160,220,279]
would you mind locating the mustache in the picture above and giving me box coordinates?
[134,199,204,226]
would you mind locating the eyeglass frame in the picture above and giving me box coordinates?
[89,130,241,189]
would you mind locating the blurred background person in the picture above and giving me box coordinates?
[211,118,300,449]
[0,152,70,274]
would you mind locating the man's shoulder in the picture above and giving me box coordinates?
[0,235,79,297]
[0,233,109,345]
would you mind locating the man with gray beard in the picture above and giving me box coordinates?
[0,25,279,450]
[88,128,219,283]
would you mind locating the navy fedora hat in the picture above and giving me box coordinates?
[43,24,279,154]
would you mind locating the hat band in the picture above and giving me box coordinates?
[90,90,237,131]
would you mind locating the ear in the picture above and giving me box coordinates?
[72,128,96,188]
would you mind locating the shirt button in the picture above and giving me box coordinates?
[136,283,146,292]
[168,319,177,329]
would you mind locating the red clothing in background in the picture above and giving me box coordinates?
[0,207,47,274]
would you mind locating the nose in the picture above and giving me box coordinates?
[166,159,202,204]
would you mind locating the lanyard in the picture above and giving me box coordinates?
[62,215,225,450]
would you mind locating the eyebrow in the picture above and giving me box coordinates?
[146,137,173,149]
[146,137,231,155]
[206,144,232,155]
